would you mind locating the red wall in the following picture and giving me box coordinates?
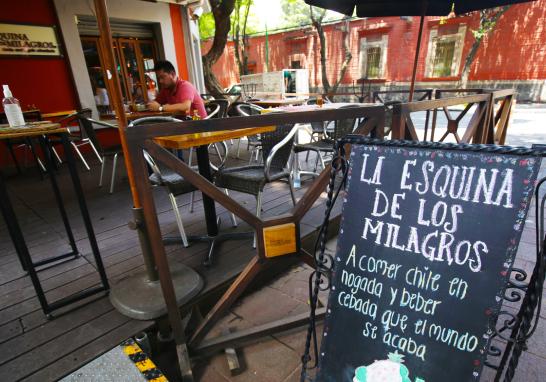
[169,4,190,81]
[0,0,78,114]
[206,0,546,89]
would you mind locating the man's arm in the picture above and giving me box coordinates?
[162,101,191,114]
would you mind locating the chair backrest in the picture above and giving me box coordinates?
[205,102,221,119]
[330,104,360,141]
[76,109,102,151]
[235,102,263,116]
[207,99,229,118]
[130,116,185,178]
[261,124,296,172]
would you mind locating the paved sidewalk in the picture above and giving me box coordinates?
[195,107,545,382]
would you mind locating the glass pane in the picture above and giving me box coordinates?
[121,41,145,104]
[112,43,128,103]
[366,47,381,78]
[81,39,112,115]
[139,41,157,102]
[432,40,456,77]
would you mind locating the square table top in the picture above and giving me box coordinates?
[154,126,276,150]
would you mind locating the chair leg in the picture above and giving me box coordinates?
[87,140,103,163]
[51,146,63,165]
[71,142,90,171]
[189,191,195,213]
[253,191,263,249]
[188,147,194,166]
[169,193,189,247]
[319,151,326,170]
[109,153,118,194]
[288,176,297,206]
[236,139,241,158]
[224,189,238,227]
[99,156,106,187]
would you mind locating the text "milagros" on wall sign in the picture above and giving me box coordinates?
[0,23,60,57]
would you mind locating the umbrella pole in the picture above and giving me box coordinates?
[409,1,427,102]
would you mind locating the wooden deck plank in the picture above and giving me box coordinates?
[0,144,338,380]
[0,310,132,380]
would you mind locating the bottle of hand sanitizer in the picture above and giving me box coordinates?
[2,85,25,127]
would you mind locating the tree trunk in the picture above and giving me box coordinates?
[459,6,510,88]
[202,0,236,97]
[310,7,330,95]
[331,17,352,96]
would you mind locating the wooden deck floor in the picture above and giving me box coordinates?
[0,143,340,381]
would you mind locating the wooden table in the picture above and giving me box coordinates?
[251,98,307,108]
[155,125,276,242]
[154,125,275,149]
[0,122,109,317]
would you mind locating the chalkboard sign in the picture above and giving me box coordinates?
[317,143,541,382]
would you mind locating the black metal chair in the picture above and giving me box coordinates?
[207,99,229,118]
[76,110,123,193]
[234,102,264,162]
[293,104,360,176]
[131,116,198,247]
[131,116,237,246]
[47,109,103,171]
[214,123,299,247]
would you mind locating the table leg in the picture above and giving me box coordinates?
[0,172,50,313]
[59,133,109,290]
[38,136,79,256]
[195,145,218,236]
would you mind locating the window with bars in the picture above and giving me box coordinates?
[432,40,456,77]
[366,46,382,78]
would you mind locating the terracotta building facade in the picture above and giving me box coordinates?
[204,0,546,102]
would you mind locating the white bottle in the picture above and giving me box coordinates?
[2,85,25,127]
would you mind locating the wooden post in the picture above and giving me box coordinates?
[93,0,140,207]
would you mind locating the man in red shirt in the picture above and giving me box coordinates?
[147,60,207,119]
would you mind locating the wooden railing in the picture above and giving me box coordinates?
[390,89,516,144]
[124,105,386,351]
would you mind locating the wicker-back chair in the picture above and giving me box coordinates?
[77,110,123,193]
[131,116,198,247]
[293,104,360,176]
[234,102,264,162]
[207,99,229,118]
[214,123,299,248]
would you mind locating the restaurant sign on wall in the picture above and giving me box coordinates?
[0,23,61,57]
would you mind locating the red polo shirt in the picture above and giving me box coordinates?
[156,79,207,118]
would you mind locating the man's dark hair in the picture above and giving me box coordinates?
[154,60,176,74]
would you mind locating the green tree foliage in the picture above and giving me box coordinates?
[199,12,216,40]
[199,0,258,40]
[280,0,338,29]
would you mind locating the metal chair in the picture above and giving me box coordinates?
[131,116,236,247]
[47,109,103,171]
[234,103,264,162]
[214,123,299,248]
[293,104,360,176]
[76,110,123,193]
